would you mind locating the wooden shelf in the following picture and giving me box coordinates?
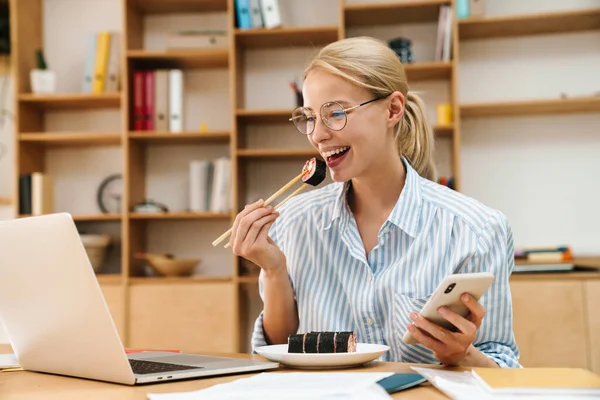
[129,276,233,284]
[235,26,339,48]
[129,131,230,145]
[238,275,259,284]
[345,0,450,26]
[19,213,121,221]
[129,212,232,220]
[18,93,121,110]
[73,214,121,222]
[459,8,600,40]
[236,109,291,124]
[19,133,121,147]
[515,257,600,269]
[132,0,227,14]
[127,49,229,69]
[405,62,452,81]
[433,124,454,137]
[237,148,319,159]
[96,274,122,284]
[0,197,11,206]
[461,96,600,118]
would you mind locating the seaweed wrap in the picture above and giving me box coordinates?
[287,331,357,353]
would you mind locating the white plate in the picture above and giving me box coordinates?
[255,343,390,369]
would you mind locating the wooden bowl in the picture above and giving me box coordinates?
[137,253,200,277]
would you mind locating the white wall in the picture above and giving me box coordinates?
[0,71,13,197]
[458,0,600,254]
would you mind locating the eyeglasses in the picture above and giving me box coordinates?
[289,96,388,135]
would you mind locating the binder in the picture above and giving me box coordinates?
[168,69,183,133]
[92,32,111,93]
[189,160,211,212]
[471,368,600,396]
[235,0,252,29]
[105,32,120,93]
[31,172,53,216]
[133,71,145,130]
[154,70,169,132]
[144,71,155,131]
[260,0,287,29]
[81,33,97,93]
[469,0,485,17]
[18,174,31,215]
[455,0,470,19]
[249,0,264,28]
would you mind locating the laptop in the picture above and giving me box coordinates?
[0,213,279,385]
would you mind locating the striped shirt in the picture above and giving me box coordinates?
[251,157,521,368]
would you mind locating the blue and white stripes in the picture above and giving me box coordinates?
[251,157,521,368]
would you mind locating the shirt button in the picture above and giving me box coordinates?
[367,318,375,326]
[367,275,373,282]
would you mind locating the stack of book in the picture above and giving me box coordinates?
[435,5,453,62]
[515,246,573,264]
[234,0,290,29]
[133,69,183,132]
[188,158,231,213]
[82,32,120,94]
[18,173,53,216]
[513,246,576,273]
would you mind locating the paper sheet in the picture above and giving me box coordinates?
[147,372,394,400]
[0,353,19,369]
[411,367,600,400]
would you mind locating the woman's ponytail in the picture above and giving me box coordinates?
[396,92,437,181]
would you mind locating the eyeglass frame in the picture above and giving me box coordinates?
[288,95,389,135]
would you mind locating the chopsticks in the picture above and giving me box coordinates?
[211,170,305,247]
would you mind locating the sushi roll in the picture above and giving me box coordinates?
[287,331,357,353]
[301,157,327,186]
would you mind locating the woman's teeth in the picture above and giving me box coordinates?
[323,146,349,158]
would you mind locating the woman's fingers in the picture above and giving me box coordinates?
[461,294,486,327]
[437,306,477,336]
[242,210,278,250]
[407,324,444,354]
[410,312,454,344]
[229,199,263,248]
[232,206,277,254]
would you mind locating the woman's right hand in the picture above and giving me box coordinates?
[229,199,285,272]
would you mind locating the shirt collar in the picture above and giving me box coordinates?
[323,156,423,238]
[387,156,423,238]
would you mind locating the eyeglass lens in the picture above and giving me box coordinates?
[291,102,347,135]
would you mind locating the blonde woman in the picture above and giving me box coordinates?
[229,37,520,368]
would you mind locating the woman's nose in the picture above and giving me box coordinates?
[310,117,332,143]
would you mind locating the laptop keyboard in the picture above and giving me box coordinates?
[129,359,202,375]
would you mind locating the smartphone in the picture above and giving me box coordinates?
[376,373,427,393]
[402,272,494,345]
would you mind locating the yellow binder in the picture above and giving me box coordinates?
[92,32,111,93]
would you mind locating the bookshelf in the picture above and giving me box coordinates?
[129,131,231,144]
[9,0,600,364]
[235,26,339,48]
[344,0,450,26]
[19,133,122,147]
[18,93,122,110]
[9,0,462,356]
[458,8,600,40]
[127,49,230,69]
[460,96,600,118]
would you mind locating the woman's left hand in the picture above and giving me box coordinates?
[406,293,486,367]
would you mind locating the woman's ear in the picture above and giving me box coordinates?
[388,91,405,128]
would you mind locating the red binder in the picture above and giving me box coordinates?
[144,71,155,131]
[133,71,145,131]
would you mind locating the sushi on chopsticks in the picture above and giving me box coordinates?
[212,157,327,248]
[288,331,357,354]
